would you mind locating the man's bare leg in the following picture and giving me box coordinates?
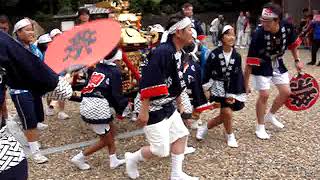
[255,90,271,139]
[256,90,270,125]
[265,84,290,128]
[270,84,291,114]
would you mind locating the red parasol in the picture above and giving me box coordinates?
[45,19,121,73]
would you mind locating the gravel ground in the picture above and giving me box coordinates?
[6,47,320,180]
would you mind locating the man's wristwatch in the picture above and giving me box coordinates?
[295,59,301,63]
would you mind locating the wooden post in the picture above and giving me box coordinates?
[308,0,311,12]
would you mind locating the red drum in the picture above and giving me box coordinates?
[285,73,319,111]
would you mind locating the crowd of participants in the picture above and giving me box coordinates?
[0,1,318,180]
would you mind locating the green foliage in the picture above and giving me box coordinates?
[130,0,161,14]
[34,11,53,22]
[57,0,81,15]
[59,0,72,7]
[0,0,270,22]
[130,0,222,15]
[160,4,175,14]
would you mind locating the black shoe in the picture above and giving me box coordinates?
[317,63,320,66]
[307,61,316,65]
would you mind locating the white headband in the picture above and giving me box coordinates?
[50,28,62,38]
[261,8,278,20]
[37,33,52,44]
[168,17,192,34]
[222,25,233,34]
[13,18,32,33]
[149,24,165,33]
[102,49,122,64]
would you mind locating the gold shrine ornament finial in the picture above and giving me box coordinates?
[95,0,132,13]
[96,1,147,45]
[95,0,121,12]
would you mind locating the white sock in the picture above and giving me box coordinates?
[74,151,85,160]
[132,149,144,162]
[257,124,265,131]
[171,153,184,177]
[266,112,274,117]
[227,133,234,139]
[29,141,40,154]
[109,154,120,164]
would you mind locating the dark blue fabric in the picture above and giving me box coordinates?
[81,115,113,125]
[0,84,5,105]
[311,21,320,40]
[0,64,6,105]
[0,31,58,95]
[204,47,245,95]
[183,56,208,108]
[10,92,44,130]
[0,158,28,180]
[140,39,182,99]
[192,18,204,36]
[139,39,182,125]
[248,22,297,76]
[81,63,128,115]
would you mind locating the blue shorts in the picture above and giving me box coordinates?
[11,92,44,130]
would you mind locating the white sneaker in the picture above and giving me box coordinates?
[125,152,139,179]
[71,155,90,170]
[37,122,48,130]
[255,125,270,140]
[171,172,199,180]
[110,158,125,169]
[226,133,238,148]
[33,152,48,164]
[265,113,284,128]
[58,111,70,120]
[45,107,55,116]
[184,146,196,155]
[196,125,208,140]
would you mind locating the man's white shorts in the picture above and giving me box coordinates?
[90,124,111,135]
[143,110,189,153]
[252,72,290,90]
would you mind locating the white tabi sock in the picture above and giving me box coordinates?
[29,141,40,154]
[109,154,125,169]
[132,149,144,162]
[109,154,118,163]
[171,153,184,177]
[256,124,266,131]
[74,151,85,160]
